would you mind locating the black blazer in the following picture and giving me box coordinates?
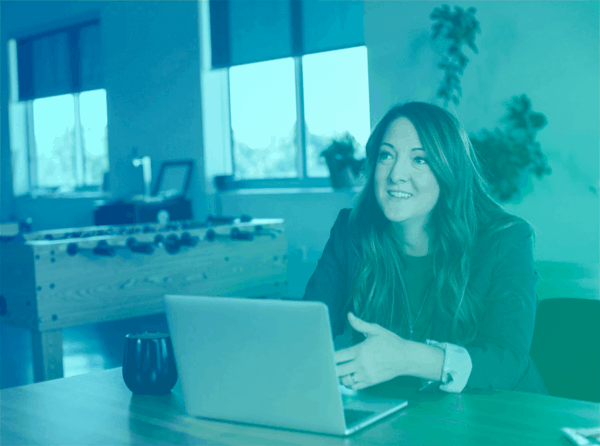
[303,208,548,394]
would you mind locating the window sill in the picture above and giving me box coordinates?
[21,190,112,200]
[217,186,363,196]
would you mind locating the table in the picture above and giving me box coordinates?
[1,368,598,445]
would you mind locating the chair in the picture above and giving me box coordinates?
[529,298,600,402]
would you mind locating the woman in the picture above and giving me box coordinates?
[303,102,548,394]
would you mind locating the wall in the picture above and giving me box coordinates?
[0,1,207,230]
[364,0,599,263]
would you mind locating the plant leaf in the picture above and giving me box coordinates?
[529,113,547,130]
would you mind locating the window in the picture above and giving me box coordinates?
[33,89,108,189]
[8,20,107,196]
[303,47,370,178]
[10,88,109,195]
[227,46,370,186]
[229,58,297,180]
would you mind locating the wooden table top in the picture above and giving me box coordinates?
[1,368,598,445]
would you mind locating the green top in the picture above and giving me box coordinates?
[397,254,435,342]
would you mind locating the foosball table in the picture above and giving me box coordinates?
[0,216,287,382]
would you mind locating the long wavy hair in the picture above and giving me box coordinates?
[348,102,532,346]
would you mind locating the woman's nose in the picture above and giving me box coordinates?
[388,158,410,183]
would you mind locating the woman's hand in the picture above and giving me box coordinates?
[335,312,414,389]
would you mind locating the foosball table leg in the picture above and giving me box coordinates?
[31,329,64,382]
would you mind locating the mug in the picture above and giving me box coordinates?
[122,332,178,395]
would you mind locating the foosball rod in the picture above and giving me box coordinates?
[65,232,201,256]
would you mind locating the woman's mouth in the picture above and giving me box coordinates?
[388,191,413,199]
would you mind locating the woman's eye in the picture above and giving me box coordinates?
[414,156,428,165]
[378,151,392,162]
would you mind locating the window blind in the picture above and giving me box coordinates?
[209,0,364,68]
[17,20,102,101]
[301,0,364,56]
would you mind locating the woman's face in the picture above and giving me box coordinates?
[374,117,440,231]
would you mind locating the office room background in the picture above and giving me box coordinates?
[0,0,598,394]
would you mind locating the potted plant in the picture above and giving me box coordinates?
[320,133,364,189]
[470,95,552,201]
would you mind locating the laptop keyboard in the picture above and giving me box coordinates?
[343,409,376,427]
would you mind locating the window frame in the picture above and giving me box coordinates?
[225,46,368,190]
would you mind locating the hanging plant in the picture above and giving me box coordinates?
[470,95,552,201]
[430,5,480,107]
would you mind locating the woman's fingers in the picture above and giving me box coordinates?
[336,361,356,378]
[340,374,356,388]
[334,346,356,364]
[347,312,383,336]
[340,373,369,390]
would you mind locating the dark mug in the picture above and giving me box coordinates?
[122,332,178,395]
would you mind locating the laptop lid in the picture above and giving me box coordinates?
[164,295,348,435]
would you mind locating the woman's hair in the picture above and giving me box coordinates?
[348,102,532,345]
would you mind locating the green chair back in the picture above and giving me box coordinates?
[530,297,600,402]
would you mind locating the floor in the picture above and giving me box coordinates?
[1,313,170,389]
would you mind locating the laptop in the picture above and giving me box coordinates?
[164,295,408,436]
